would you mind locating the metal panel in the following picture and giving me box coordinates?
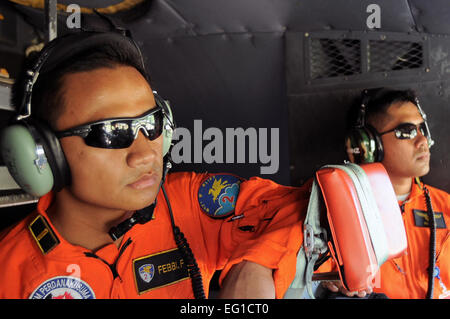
[142,33,290,184]
[286,30,450,191]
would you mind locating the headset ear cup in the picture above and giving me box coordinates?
[162,100,174,157]
[345,128,378,164]
[366,124,384,162]
[361,127,376,163]
[154,93,174,157]
[153,92,174,157]
[345,130,358,163]
[345,129,367,164]
[0,124,55,196]
[0,119,70,196]
[33,119,71,191]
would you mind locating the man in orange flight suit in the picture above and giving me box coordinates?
[378,179,450,299]
[0,172,309,299]
[324,88,450,299]
[0,30,309,299]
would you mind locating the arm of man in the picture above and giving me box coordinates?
[218,261,275,299]
[316,258,373,298]
[321,280,372,298]
[216,177,311,299]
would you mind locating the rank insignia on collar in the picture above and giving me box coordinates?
[198,174,241,218]
[28,215,60,254]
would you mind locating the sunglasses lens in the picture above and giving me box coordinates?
[83,110,164,148]
[419,122,429,138]
[85,121,134,149]
[395,124,417,139]
[144,111,163,140]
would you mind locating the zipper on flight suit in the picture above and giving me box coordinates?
[84,237,133,280]
[392,260,406,275]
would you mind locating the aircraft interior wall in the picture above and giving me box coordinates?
[0,1,449,231]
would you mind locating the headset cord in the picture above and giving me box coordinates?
[423,185,436,299]
[161,184,206,299]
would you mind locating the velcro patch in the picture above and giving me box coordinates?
[413,210,447,229]
[198,174,240,218]
[133,248,189,295]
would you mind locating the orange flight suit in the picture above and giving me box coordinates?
[0,172,309,299]
[373,179,450,299]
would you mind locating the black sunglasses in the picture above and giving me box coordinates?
[55,106,163,149]
[379,122,429,140]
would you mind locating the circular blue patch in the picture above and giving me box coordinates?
[29,276,96,299]
[198,174,241,218]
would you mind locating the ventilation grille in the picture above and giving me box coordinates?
[308,37,424,80]
[368,40,423,72]
[310,39,361,80]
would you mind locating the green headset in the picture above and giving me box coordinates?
[345,89,384,164]
[345,88,434,164]
[0,30,174,197]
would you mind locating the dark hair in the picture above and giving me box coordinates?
[347,88,418,130]
[11,40,148,129]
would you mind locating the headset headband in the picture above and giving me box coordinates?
[354,89,370,128]
[17,30,147,121]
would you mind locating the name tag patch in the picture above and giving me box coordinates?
[133,248,189,294]
[413,210,447,229]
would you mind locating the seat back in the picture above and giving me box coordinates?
[315,163,407,291]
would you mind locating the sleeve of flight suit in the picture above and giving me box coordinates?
[217,176,310,298]
[163,172,310,298]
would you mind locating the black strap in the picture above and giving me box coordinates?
[108,159,172,241]
[84,237,133,279]
[108,202,155,241]
[423,185,436,299]
[161,184,206,299]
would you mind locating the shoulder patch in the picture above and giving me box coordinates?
[198,174,241,218]
[29,276,95,299]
